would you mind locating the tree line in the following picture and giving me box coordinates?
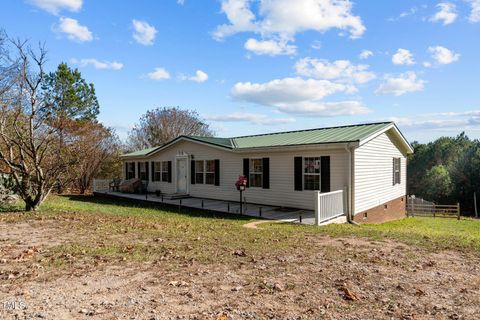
[408,133,480,214]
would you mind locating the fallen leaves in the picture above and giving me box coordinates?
[341,284,360,301]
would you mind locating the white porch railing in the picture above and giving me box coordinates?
[314,188,347,225]
[93,179,110,192]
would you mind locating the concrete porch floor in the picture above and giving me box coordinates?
[94,191,317,225]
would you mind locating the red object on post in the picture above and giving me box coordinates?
[235,175,247,191]
[235,176,247,213]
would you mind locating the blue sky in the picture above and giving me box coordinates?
[1,0,480,142]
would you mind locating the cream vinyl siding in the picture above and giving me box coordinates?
[129,140,349,210]
[354,130,407,214]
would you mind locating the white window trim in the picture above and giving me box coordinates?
[249,158,263,188]
[205,160,215,185]
[161,161,169,182]
[303,157,321,191]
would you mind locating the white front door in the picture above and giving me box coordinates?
[176,158,188,194]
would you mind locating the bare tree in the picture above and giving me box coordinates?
[126,107,214,151]
[0,36,71,210]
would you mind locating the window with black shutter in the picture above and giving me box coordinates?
[152,162,161,181]
[162,161,170,182]
[126,162,135,180]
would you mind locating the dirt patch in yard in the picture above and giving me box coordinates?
[1,213,480,319]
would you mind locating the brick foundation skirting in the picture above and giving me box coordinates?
[353,195,406,224]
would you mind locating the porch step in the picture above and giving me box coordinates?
[162,193,190,200]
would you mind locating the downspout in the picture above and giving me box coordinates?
[345,143,359,225]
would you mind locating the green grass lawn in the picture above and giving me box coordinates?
[2,194,480,263]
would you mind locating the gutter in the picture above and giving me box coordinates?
[344,143,359,225]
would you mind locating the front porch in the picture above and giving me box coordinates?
[93,190,320,225]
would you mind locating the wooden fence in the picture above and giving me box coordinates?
[407,196,460,219]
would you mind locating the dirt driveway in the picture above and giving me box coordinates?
[1,216,480,319]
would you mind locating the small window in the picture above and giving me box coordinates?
[161,161,169,182]
[127,162,135,179]
[154,162,161,181]
[304,157,320,190]
[195,160,204,184]
[139,162,147,180]
[393,158,401,185]
[249,158,263,188]
[205,160,215,185]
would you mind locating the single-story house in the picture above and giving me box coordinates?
[120,122,413,223]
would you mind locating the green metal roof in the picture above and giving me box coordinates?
[121,146,160,158]
[121,122,395,157]
[231,122,392,149]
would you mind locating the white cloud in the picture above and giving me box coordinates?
[147,67,170,80]
[132,19,157,46]
[205,112,295,125]
[56,17,92,42]
[430,3,457,25]
[181,70,209,83]
[466,0,480,23]
[388,6,419,21]
[376,72,425,96]
[177,0,185,4]
[359,49,373,59]
[392,48,415,65]
[244,38,296,56]
[29,0,82,15]
[70,58,123,70]
[389,110,480,131]
[428,46,460,64]
[213,0,365,54]
[295,58,376,84]
[231,77,369,116]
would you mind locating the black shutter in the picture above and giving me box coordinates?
[132,162,136,179]
[167,161,172,183]
[125,162,128,180]
[137,162,141,179]
[214,159,220,186]
[262,158,270,189]
[145,161,149,181]
[243,158,249,187]
[320,156,331,193]
[191,160,196,184]
[294,157,303,191]
[151,162,155,181]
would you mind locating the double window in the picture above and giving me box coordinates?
[195,160,215,185]
[393,158,401,185]
[304,157,321,190]
[152,161,170,182]
[249,158,263,188]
